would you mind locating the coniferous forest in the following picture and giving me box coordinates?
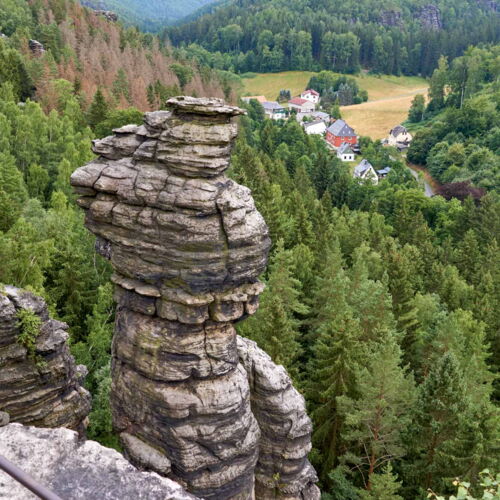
[0,0,499,498]
[167,0,500,76]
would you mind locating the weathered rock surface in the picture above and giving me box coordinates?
[71,96,319,499]
[0,285,90,432]
[28,39,45,56]
[380,9,403,27]
[237,337,320,500]
[0,423,197,500]
[419,4,442,30]
[95,9,119,22]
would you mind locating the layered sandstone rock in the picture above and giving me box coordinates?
[0,285,91,431]
[0,423,197,500]
[71,96,319,499]
[419,4,442,30]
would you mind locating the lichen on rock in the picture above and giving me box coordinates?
[71,96,319,499]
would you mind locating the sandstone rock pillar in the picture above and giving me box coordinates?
[71,96,319,499]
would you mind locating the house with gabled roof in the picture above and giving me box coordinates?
[303,119,327,135]
[288,97,315,114]
[337,143,355,162]
[300,89,320,104]
[262,101,287,120]
[387,125,412,150]
[354,159,378,185]
[311,111,331,124]
[325,119,357,148]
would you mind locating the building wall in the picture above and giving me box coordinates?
[326,132,357,148]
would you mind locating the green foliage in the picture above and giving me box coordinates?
[408,94,425,123]
[169,63,194,89]
[168,0,498,77]
[16,308,43,364]
[407,46,500,189]
[94,108,144,138]
[429,470,500,500]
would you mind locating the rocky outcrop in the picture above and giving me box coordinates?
[28,39,45,56]
[419,4,442,30]
[71,96,319,499]
[95,10,119,22]
[0,286,90,432]
[0,423,197,500]
[380,10,403,27]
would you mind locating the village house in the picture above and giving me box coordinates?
[337,143,355,162]
[325,119,357,148]
[376,167,392,179]
[311,111,331,124]
[354,159,379,185]
[288,97,315,114]
[241,95,267,104]
[303,119,327,135]
[300,89,320,104]
[262,101,287,120]
[387,125,413,150]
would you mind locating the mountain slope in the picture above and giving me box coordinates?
[80,0,219,31]
[167,0,500,76]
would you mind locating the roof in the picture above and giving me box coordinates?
[288,97,311,106]
[302,89,319,96]
[377,167,392,175]
[303,120,326,129]
[242,95,266,103]
[327,119,356,137]
[338,143,354,155]
[312,111,330,120]
[354,159,374,176]
[390,125,408,137]
[262,101,285,111]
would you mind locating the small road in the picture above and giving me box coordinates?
[407,163,436,197]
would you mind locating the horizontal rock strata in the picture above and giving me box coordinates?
[0,285,90,432]
[0,423,197,500]
[71,96,319,499]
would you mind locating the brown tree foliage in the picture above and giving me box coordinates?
[30,0,227,111]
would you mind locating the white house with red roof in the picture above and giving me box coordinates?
[300,89,320,104]
[288,97,315,113]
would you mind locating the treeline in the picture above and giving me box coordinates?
[408,46,500,190]
[232,100,499,498]
[166,0,500,76]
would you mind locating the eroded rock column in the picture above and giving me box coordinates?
[71,96,319,499]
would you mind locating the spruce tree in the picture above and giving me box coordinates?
[338,338,415,489]
[87,88,109,130]
[306,246,363,479]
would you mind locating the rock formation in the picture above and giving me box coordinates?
[418,4,442,30]
[71,96,320,499]
[0,423,196,500]
[379,9,403,27]
[28,39,45,56]
[95,10,119,22]
[0,285,91,432]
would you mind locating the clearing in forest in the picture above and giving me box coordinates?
[241,71,428,140]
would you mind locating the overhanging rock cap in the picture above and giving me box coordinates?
[166,96,247,117]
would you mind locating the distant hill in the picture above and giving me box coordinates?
[167,0,500,77]
[80,0,219,31]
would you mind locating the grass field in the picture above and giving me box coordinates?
[241,71,428,140]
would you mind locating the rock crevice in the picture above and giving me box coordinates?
[71,96,319,499]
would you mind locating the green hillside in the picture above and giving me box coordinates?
[168,0,500,76]
[80,0,218,30]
